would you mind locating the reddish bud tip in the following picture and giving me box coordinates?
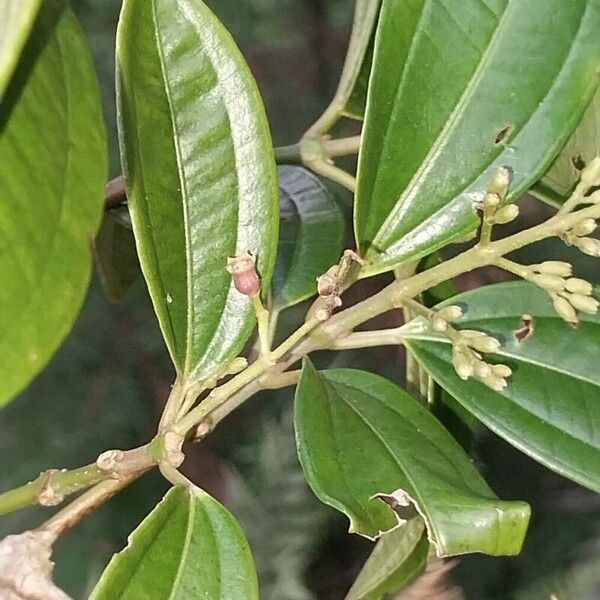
[227,251,261,296]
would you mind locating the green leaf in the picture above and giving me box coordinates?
[403,281,600,492]
[93,207,140,304]
[0,1,107,407]
[0,0,43,95]
[345,517,428,600]
[355,0,600,276]
[531,85,600,207]
[273,166,345,309]
[339,0,382,120]
[117,0,279,381]
[91,486,259,600]
[294,359,530,556]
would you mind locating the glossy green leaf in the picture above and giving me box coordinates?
[117,0,279,381]
[532,86,600,207]
[403,281,600,492]
[0,1,107,406]
[93,207,140,304]
[91,485,259,599]
[273,166,345,309]
[345,517,428,600]
[0,0,43,95]
[356,0,600,276]
[339,0,381,120]
[295,360,530,556]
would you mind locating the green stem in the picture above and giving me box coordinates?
[306,160,357,192]
[329,328,405,349]
[495,257,531,278]
[323,135,362,157]
[252,293,271,356]
[0,465,104,517]
[274,142,303,164]
[304,100,344,139]
[0,444,155,517]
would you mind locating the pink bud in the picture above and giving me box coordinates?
[226,252,261,296]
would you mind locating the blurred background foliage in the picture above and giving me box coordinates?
[1,1,599,598]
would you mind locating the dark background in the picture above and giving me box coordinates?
[1,1,599,598]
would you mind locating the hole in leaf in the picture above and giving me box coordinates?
[494,124,514,146]
[584,184,600,197]
[513,313,534,343]
[571,153,586,171]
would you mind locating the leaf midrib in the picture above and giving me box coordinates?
[151,0,195,377]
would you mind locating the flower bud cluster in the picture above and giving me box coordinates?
[479,167,519,225]
[315,250,365,321]
[450,329,511,391]
[431,305,463,332]
[563,216,600,257]
[525,263,598,324]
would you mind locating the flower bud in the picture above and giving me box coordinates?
[432,317,448,332]
[574,237,600,257]
[567,293,599,314]
[473,360,492,378]
[468,334,501,354]
[482,375,508,392]
[482,192,500,210]
[460,330,486,339]
[530,273,565,292]
[571,219,597,237]
[487,166,511,200]
[564,278,593,295]
[534,261,572,277]
[580,156,600,187]
[552,294,578,325]
[453,353,474,380]
[491,364,512,378]
[493,204,519,224]
[436,305,463,322]
[227,252,260,296]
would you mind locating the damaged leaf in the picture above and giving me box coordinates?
[355,0,600,275]
[403,281,600,492]
[294,359,530,556]
[531,85,600,206]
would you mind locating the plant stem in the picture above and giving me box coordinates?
[306,160,357,191]
[251,294,272,356]
[36,477,136,543]
[274,142,303,164]
[495,257,530,278]
[173,318,320,436]
[329,328,405,349]
[0,465,104,517]
[0,445,155,517]
[304,100,344,139]
[323,135,362,157]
